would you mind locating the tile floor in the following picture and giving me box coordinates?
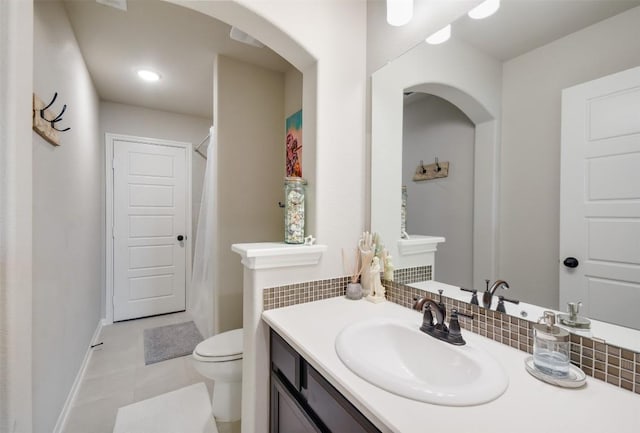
[62,312,241,433]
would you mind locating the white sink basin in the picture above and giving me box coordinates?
[335,317,508,406]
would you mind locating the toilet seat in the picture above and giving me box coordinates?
[194,328,243,362]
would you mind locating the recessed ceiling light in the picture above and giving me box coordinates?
[137,69,160,82]
[468,0,500,20]
[426,24,451,45]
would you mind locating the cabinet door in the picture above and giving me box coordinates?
[305,366,380,433]
[271,372,322,433]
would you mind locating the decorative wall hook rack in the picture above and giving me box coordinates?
[413,157,449,182]
[32,92,71,146]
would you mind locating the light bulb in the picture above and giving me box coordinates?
[468,0,500,20]
[137,69,160,82]
[426,24,451,45]
[386,0,413,27]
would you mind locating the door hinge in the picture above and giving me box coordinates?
[112,225,115,239]
[112,157,115,170]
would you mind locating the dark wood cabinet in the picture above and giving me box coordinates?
[271,372,321,433]
[270,330,381,433]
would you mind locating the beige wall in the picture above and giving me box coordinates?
[499,7,640,308]
[215,55,285,332]
[284,68,303,118]
[32,2,103,432]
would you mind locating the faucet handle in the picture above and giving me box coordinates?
[448,309,473,346]
[496,295,520,313]
[460,287,479,305]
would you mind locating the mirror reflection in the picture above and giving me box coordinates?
[371,0,640,341]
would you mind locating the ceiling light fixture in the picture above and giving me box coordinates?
[137,69,160,82]
[386,0,413,27]
[426,24,451,45]
[468,0,500,20]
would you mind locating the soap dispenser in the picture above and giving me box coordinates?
[557,301,591,329]
[532,311,570,377]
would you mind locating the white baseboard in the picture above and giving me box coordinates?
[52,318,104,433]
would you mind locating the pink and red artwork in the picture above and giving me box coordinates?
[286,110,302,177]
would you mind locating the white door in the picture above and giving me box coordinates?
[112,138,188,321]
[560,66,640,329]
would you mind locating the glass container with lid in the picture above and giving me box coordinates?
[532,311,570,377]
[283,177,306,244]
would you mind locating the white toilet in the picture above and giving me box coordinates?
[192,328,243,422]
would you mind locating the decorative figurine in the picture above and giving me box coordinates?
[366,256,386,304]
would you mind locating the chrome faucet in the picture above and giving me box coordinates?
[413,290,473,346]
[482,279,509,309]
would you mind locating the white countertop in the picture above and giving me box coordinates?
[262,296,640,433]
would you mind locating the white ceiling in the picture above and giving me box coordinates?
[62,1,640,119]
[62,0,294,119]
[453,0,640,61]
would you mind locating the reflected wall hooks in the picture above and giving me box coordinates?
[32,92,71,146]
[413,157,449,182]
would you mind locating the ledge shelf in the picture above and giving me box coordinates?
[231,242,327,270]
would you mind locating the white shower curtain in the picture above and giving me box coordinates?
[191,126,216,338]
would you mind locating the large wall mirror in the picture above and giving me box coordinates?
[371,1,640,349]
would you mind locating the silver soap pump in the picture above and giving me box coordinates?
[532,311,570,377]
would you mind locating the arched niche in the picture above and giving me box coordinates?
[166,0,321,233]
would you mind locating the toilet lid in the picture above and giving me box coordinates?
[195,328,243,359]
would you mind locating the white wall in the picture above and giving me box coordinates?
[215,55,285,333]
[32,3,103,432]
[402,95,475,288]
[284,68,303,118]
[100,100,211,253]
[0,0,33,431]
[499,6,640,308]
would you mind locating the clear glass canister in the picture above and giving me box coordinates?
[283,177,306,244]
[532,311,570,377]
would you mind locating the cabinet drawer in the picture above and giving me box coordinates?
[271,330,301,390]
[306,365,380,433]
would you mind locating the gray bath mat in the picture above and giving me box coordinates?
[143,321,203,365]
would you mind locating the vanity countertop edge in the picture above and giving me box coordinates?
[262,296,640,433]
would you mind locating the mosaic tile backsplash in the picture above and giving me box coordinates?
[263,266,431,311]
[263,276,350,311]
[262,266,640,394]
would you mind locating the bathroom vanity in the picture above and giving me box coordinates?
[270,330,380,432]
[263,297,640,433]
